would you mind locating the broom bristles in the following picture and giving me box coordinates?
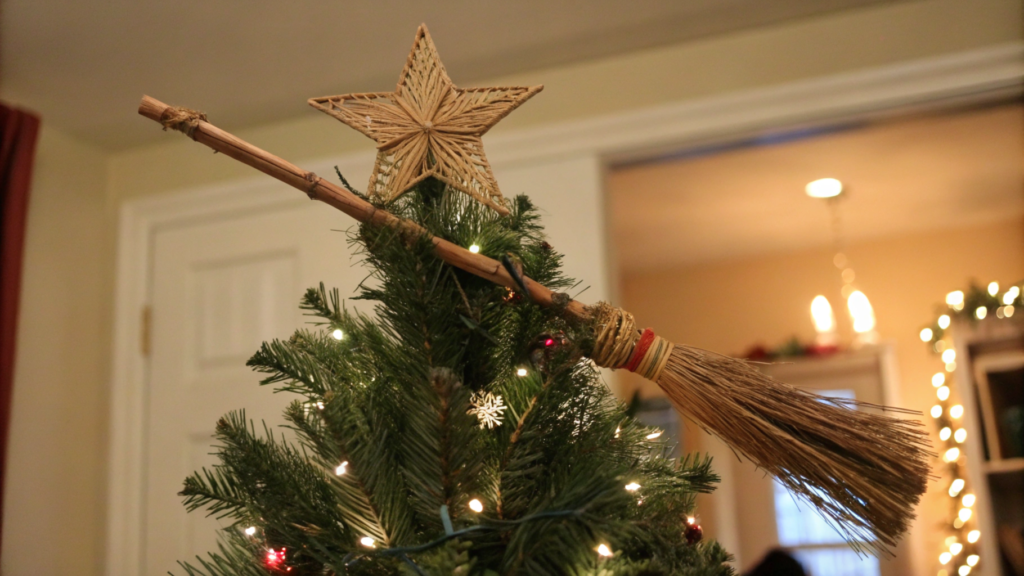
[658,344,931,556]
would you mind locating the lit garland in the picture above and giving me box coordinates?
[919,280,1022,576]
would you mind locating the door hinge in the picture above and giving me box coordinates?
[141,305,152,357]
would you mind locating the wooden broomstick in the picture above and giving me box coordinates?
[139,94,929,555]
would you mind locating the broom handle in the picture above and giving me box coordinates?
[138,96,588,318]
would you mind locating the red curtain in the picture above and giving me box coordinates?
[0,103,40,552]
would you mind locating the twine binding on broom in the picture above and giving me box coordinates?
[589,302,931,556]
[158,106,208,140]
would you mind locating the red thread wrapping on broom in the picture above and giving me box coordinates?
[626,329,656,372]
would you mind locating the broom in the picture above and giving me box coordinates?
[138,96,931,555]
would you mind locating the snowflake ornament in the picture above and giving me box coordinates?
[468,391,506,429]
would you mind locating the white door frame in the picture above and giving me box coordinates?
[106,42,1024,575]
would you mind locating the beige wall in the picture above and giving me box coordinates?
[618,217,1024,574]
[2,126,113,574]
[2,0,1021,573]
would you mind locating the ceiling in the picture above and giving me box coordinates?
[607,104,1024,272]
[0,0,902,150]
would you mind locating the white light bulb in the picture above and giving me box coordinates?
[360,536,375,548]
[962,493,975,507]
[931,405,943,418]
[932,373,945,387]
[959,508,972,522]
[950,405,964,419]
[468,498,483,513]
[646,431,662,440]
[938,314,951,329]
[939,427,952,441]
[847,290,876,334]
[949,478,965,497]
[954,428,967,443]
[516,368,527,377]
[468,244,480,254]
[805,178,843,198]
[967,530,980,543]
[967,555,979,566]
[947,291,965,308]
[920,328,934,342]
[975,307,987,320]
[1004,286,1020,304]
[942,349,956,363]
[332,329,344,340]
[940,552,952,565]
[946,361,957,372]
[945,448,960,462]
[596,543,613,557]
[954,517,965,529]
[625,482,641,492]
[937,386,950,401]
[244,526,257,536]
[959,566,971,576]
[988,281,999,296]
[335,461,348,476]
[951,542,963,555]
[810,295,835,333]
[1006,305,1016,318]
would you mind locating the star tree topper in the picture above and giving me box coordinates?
[309,25,542,215]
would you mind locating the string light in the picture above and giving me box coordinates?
[596,544,614,557]
[958,508,972,522]
[944,448,960,462]
[920,328,934,342]
[931,405,943,418]
[946,361,957,372]
[961,494,975,507]
[967,555,979,566]
[959,566,971,576]
[949,479,965,497]
[332,329,344,340]
[937,386,950,401]
[265,548,286,569]
[938,314,951,329]
[967,530,980,543]
[946,291,964,310]
[468,244,480,254]
[950,542,963,555]
[468,498,484,513]
[645,431,663,440]
[360,537,375,548]
[244,526,257,536]
[950,405,964,418]
[625,482,641,492]
[516,368,528,377]
[932,373,945,387]
[954,428,967,443]
[1004,286,1020,304]
[942,349,956,363]
[975,307,987,320]
[940,552,952,565]
[335,461,348,476]
[987,282,999,296]
[939,427,951,441]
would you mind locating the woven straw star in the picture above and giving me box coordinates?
[309,25,542,215]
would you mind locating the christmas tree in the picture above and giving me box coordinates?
[178,181,730,575]
[141,23,929,576]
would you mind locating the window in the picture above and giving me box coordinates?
[772,389,880,576]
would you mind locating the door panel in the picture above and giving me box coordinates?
[144,201,362,574]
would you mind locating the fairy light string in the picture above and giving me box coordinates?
[919,280,1022,576]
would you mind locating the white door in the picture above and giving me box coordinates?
[144,200,365,574]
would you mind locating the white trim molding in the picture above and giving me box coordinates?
[106,43,1024,575]
[485,42,1024,166]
